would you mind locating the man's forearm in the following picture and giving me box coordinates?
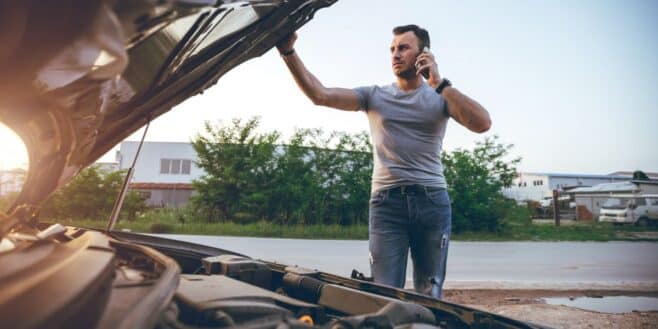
[281,52,328,106]
[442,86,491,133]
[280,51,360,111]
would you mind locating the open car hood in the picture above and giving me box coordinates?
[0,0,336,231]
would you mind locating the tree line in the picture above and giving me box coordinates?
[190,117,373,226]
[12,116,521,233]
[190,117,521,232]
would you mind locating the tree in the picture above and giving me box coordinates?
[315,131,372,225]
[191,117,373,225]
[441,135,521,232]
[633,170,649,181]
[40,165,146,221]
[0,191,19,213]
[191,117,280,222]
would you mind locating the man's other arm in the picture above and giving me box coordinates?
[442,86,491,133]
[417,51,491,133]
[278,33,361,112]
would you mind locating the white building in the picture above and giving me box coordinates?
[117,141,203,207]
[502,172,641,202]
[0,168,26,196]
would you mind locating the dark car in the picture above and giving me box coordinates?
[0,1,549,328]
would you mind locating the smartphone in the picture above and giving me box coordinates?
[416,47,431,79]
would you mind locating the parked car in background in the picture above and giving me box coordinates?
[539,195,574,208]
[598,194,658,226]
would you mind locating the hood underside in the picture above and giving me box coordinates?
[0,0,336,231]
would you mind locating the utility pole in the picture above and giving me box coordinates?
[552,189,560,226]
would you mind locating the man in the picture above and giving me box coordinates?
[276,25,490,298]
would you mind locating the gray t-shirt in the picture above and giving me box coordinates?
[354,82,449,193]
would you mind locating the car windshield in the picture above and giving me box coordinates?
[602,198,629,210]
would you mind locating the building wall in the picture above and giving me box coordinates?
[548,176,627,191]
[0,169,26,196]
[117,142,204,206]
[638,184,658,194]
[503,173,550,201]
[116,142,288,207]
[135,188,194,207]
[117,141,203,184]
[503,173,630,202]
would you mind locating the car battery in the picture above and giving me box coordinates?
[202,254,271,289]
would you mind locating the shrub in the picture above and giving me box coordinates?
[149,223,174,234]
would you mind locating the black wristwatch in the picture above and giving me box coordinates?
[435,78,452,95]
[280,48,295,56]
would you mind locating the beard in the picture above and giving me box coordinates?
[394,65,417,80]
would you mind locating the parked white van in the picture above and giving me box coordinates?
[598,194,658,226]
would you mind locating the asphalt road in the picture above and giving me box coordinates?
[159,234,658,290]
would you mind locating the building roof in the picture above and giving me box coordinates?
[609,171,658,179]
[632,179,658,185]
[518,172,629,180]
[129,183,194,190]
[568,181,639,194]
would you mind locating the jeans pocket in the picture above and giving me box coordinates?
[427,189,450,207]
[369,190,388,206]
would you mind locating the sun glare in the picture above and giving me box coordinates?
[0,123,28,171]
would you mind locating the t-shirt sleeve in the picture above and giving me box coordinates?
[352,85,375,112]
[439,95,450,119]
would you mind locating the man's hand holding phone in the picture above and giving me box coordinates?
[415,47,442,88]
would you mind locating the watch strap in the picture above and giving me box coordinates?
[280,48,295,56]
[435,78,452,94]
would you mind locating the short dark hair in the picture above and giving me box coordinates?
[393,24,430,51]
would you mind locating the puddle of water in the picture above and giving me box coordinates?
[543,296,658,313]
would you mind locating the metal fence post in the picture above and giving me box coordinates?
[553,189,560,226]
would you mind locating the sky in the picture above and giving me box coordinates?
[1,0,657,174]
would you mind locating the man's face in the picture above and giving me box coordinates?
[390,31,422,79]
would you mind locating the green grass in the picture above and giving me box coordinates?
[454,222,616,241]
[53,207,657,241]
[56,217,370,240]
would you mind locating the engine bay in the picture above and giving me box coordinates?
[0,227,540,329]
[164,254,442,329]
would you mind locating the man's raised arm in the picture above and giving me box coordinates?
[277,33,361,112]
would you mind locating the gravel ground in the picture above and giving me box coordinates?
[443,289,658,329]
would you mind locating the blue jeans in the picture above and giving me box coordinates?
[368,185,451,298]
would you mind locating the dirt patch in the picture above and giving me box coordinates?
[443,289,658,329]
